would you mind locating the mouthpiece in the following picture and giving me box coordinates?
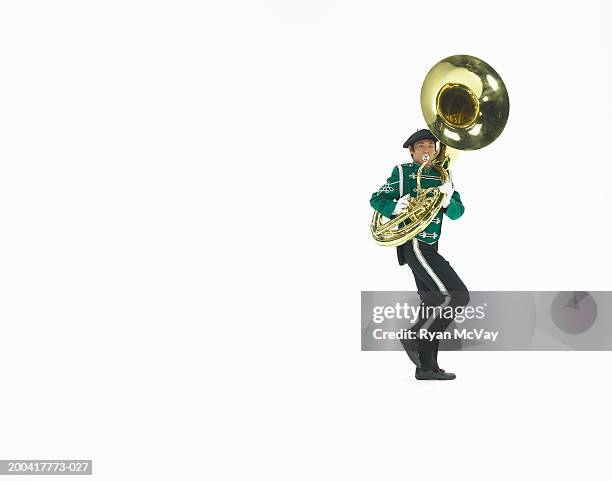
[422,154,430,162]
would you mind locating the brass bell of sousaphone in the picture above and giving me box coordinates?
[370,54,510,246]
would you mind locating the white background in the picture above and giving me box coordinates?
[0,1,611,480]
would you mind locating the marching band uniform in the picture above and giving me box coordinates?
[370,130,470,380]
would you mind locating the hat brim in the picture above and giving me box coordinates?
[403,130,439,148]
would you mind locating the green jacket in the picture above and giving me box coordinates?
[370,162,465,245]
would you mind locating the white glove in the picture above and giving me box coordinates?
[439,182,454,208]
[392,195,410,215]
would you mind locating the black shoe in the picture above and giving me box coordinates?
[434,368,455,379]
[415,368,456,380]
[400,338,421,368]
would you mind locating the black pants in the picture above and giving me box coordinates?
[398,239,470,361]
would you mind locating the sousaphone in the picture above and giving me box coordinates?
[370,54,510,246]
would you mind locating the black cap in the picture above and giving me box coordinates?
[403,129,438,149]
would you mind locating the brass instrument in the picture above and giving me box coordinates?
[371,55,510,247]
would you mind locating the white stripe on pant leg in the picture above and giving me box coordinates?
[412,239,447,294]
[412,238,451,331]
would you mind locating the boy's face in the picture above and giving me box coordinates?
[410,139,436,163]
